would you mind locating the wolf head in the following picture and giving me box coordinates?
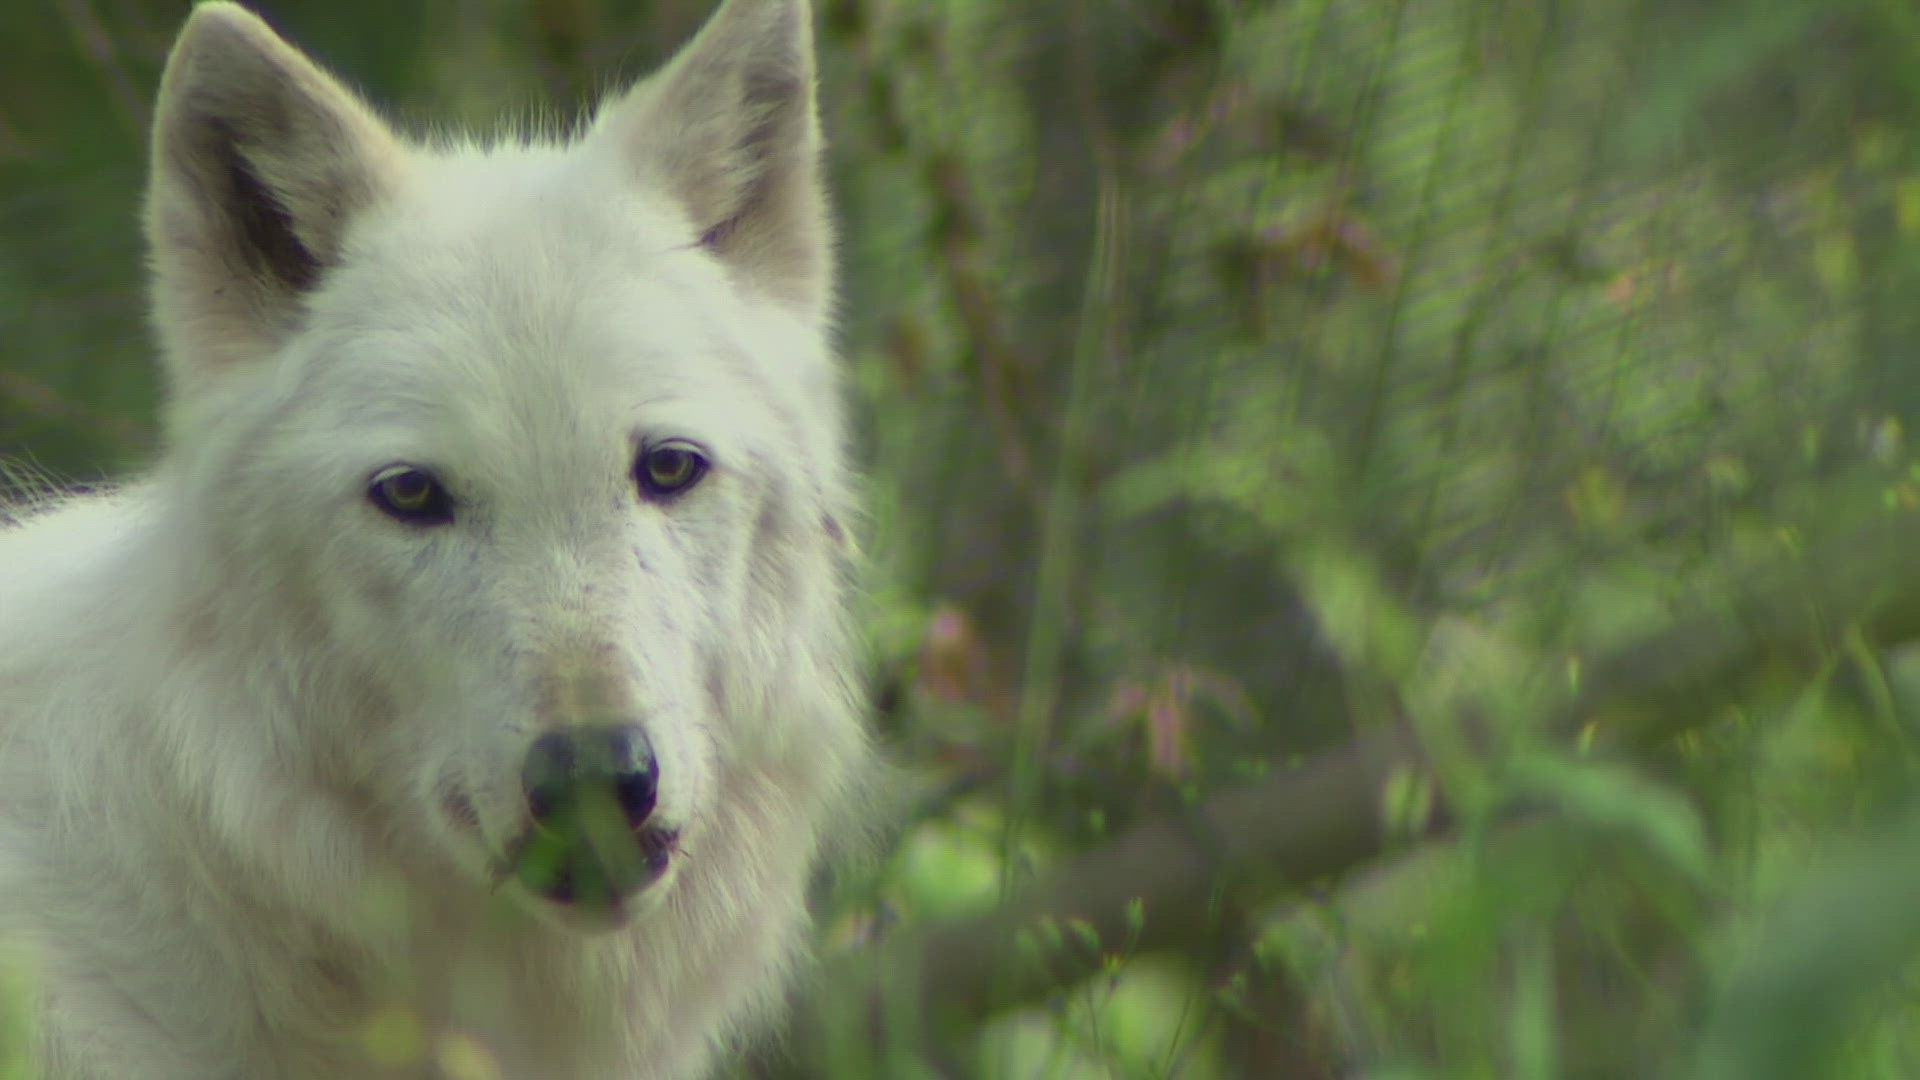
[143,0,861,932]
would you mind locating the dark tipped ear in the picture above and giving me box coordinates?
[146,2,405,391]
[591,0,831,318]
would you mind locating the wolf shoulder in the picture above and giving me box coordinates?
[0,480,160,665]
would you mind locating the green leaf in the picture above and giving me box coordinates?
[1508,755,1711,883]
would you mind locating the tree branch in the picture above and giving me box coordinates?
[765,495,1920,1071]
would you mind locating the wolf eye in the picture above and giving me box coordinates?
[368,466,454,525]
[636,443,708,499]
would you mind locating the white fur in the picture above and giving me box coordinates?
[0,2,866,1077]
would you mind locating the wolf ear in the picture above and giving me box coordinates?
[146,2,404,389]
[593,0,831,317]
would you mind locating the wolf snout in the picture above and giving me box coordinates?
[511,725,679,912]
[520,725,658,830]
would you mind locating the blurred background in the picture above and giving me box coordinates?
[11,0,1920,1076]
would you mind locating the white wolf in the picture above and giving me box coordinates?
[0,0,868,1076]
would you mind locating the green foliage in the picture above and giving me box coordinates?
[0,945,33,1080]
[976,958,1225,1080]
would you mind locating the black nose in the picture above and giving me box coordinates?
[520,725,658,830]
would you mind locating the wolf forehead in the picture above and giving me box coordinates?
[259,158,835,455]
[316,146,815,366]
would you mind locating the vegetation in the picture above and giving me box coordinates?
[10,0,1920,1075]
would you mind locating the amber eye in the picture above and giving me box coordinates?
[636,442,708,499]
[368,466,454,525]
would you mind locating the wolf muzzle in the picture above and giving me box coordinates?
[513,725,676,908]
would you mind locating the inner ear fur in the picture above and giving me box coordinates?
[146,2,405,389]
[592,0,831,317]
